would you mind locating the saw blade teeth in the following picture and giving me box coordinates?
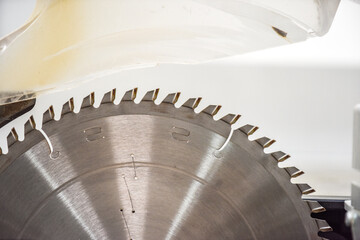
[239,124,258,136]
[271,151,291,162]
[24,119,34,134]
[162,92,180,104]
[81,95,92,108]
[90,92,95,106]
[182,97,202,109]
[101,92,113,104]
[122,88,137,101]
[70,96,84,113]
[154,89,160,101]
[51,103,65,120]
[307,201,326,213]
[297,184,315,195]
[61,100,72,114]
[6,132,15,147]
[141,90,154,101]
[1,141,8,155]
[29,116,36,129]
[111,89,116,103]
[121,89,133,101]
[48,106,55,119]
[201,105,222,116]
[69,98,75,112]
[142,89,160,102]
[11,128,18,141]
[285,167,304,178]
[0,89,330,239]
[316,219,333,232]
[221,114,241,125]
[255,137,276,148]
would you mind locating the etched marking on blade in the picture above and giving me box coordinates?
[83,127,105,142]
[131,154,138,180]
[171,127,190,142]
[122,175,135,213]
[120,209,133,240]
[271,151,290,162]
[285,167,304,178]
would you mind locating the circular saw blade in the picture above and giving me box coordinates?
[0,89,329,239]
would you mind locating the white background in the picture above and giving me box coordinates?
[0,0,359,196]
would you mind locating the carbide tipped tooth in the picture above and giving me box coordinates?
[24,119,34,133]
[162,92,180,104]
[297,184,315,195]
[122,88,137,101]
[271,151,290,162]
[90,92,95,106]
[69,98,75,111]
[239,124,258,136]
[221,114,240,125]
[182,98,202,109]
[285,167,304,178]
[46,103,65,121]
[11,128,18,141]
[202,105,221,116]
[62,101,72,114]
[256,137,276,148]
[48,106,55,119]
[101,91,113,104]
[142,89,159,102]
[316,219,333,232]
[81,96,92,108]
[29,116,36,129]
[307,201,326,213]
[111,89,116,102]
[6,132,15,146]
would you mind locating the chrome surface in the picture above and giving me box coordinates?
[0,90,325,239]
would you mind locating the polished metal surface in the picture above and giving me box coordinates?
[0,89,325,239]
